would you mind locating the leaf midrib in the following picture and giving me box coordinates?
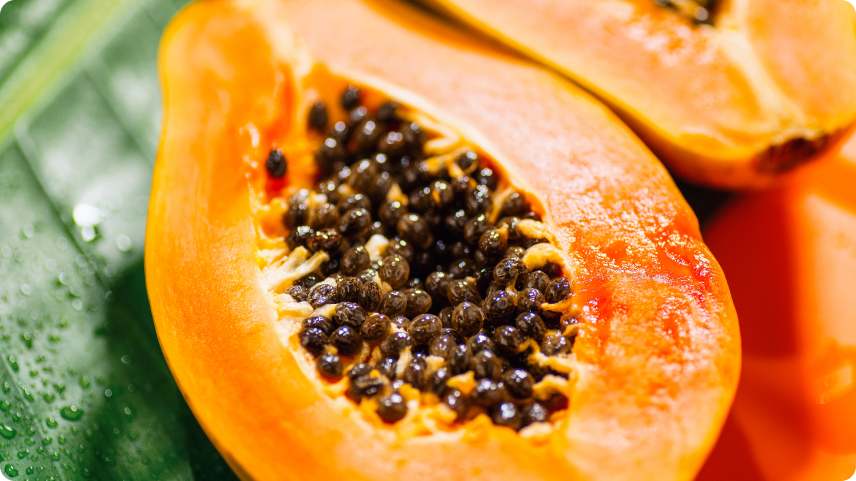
[0,0,140,150]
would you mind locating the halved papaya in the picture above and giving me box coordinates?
[699,135,856,480]
[418,0,856,188]
[145,0,740,479]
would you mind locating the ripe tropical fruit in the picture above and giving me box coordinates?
[145,0,740,479]
[701,135,856,480]
[418,0,856,188]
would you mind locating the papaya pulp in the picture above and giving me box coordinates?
[700,135,856,481]
[145,0,740,479]
[418,0,856,188]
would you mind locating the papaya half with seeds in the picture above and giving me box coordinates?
[145,0,740,479]
[698,135,856,481]
[418,0,856,188]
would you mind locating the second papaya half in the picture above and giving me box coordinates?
[700,136,856,481]
[420,0,856,188]
[146,0,740,480]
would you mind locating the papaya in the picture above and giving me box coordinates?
[416,0,856,188]
[145,0,740,479]
[698,135,856,480]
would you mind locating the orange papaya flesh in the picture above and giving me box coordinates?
[145,0,740,479]
[418,0,856,189]
[700,135,856,480]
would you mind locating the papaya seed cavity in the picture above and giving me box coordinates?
[260,83,578,435]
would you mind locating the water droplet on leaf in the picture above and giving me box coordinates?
[116,235,132,252]
[60,405,83,421]
[80,226,97,242]
[0,424,16,439]
[72,204,100,227]
[21,387,34,402]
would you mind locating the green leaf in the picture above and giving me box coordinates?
[0,0,238,478]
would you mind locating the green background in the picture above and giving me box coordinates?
[0,0,239,478]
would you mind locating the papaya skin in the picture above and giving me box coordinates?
[145,0,740,479]
[418,0,856,189]
[699,135,856,481]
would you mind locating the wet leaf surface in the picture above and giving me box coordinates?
[0,0,238,478]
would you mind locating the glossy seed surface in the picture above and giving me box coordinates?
[266,148,287,178]
[308,101,329,132]
[360,313,390,342]
[316,354,343,379]
[273,86,574,430]
[377,393,408,422]
[330,326,362,357]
